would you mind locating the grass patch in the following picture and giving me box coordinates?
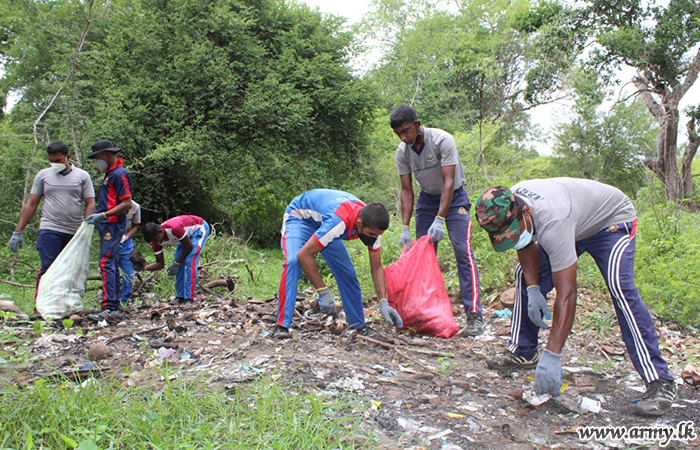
[0,368,371,449]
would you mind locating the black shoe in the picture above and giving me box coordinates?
[170,297,193,306]
[485,350,540,369]
[464,312,484,336]
[87,309,118,323]
[272,325,290,339]
[632,379,677,416]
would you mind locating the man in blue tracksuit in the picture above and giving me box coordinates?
[475,178,676,417]
[273,189,402,339]
[142,215,211,305]
[390,105,483,336]
[118,200,141,305]
[84,140,133,321]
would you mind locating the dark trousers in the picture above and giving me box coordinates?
[415,187,482,315]
[35,229,74,301]
[98,222,125,311]
[510,221,673,383]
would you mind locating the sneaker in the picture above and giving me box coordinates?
[632,379,677,416]
[485,350,540,369]
[87,309,118,323]
[272,325,290,339]
[464,312,484,336]
[169,297,193,306]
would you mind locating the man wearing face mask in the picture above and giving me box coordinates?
[84,140,133,322]
[475,178,676,417]
[272,189,402,340]
[390,105,484,336]
[8,141,95,303]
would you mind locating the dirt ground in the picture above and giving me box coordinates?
[2,285,699,450]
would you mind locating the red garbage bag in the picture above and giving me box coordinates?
[384,235,459,339]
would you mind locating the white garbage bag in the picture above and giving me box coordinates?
[36,222,94,320]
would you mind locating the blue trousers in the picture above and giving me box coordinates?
[35,229,74,301]
[118,238,135,303]
[277,216,365,330]
[415,187,482,315]
[173,220,210,300]
[509,221,673,383]
[98,222,125,311]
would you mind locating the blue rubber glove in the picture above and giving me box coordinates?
[8,232,23,252]
[400,226,412,250]
[379,299,403,328]
[428,216,445,243]
[526,285,551,329]
[85,212,107,225]
[317,287,337,315]
[167,262,180,277]
[535,350,562,396]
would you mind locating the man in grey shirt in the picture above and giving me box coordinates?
[391,105,483,335]
[475,178,675,417]
[8,141,95,300]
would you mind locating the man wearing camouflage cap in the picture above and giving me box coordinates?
[474,178,675,417]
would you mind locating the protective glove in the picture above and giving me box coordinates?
[399,226,412,250]
[167,262,180,276]
[526,285,551,329]
[427,216,445,243]
[8,232,23,252]
[84,212,107,225]
[120,234,128,244]
[379,299,403,328]
[535,350,562,396]
[316,287,337,315]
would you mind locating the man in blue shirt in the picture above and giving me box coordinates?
[273,189,402,339]
[84,140,133,321]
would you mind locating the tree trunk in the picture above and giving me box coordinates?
[682,116,699,203]
[636,78,684,202]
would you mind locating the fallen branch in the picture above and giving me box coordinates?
[0,279,34,289]
[394,348,434,372]
[355,334,450,357]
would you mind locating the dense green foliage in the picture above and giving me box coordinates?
[1,0,375,247]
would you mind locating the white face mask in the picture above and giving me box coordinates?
[50,163,66,173]
[95,159,109,172]
[513,215,533,250]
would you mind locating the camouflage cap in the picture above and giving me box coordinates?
[474,186,522,252]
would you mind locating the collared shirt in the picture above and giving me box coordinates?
[512,177,637,271]
[395,127,466,195]
[30,165,95,234]
[151,215,205,255]
[96,157,132,224]
[284,189,381,252]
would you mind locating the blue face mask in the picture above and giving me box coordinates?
[513,216,533,250]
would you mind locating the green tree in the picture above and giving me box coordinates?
[1,0,376,247]
[515,0,700,203]
[551,69,656,194]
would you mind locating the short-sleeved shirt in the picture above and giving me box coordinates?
[284,189,381,252]
[96,158,132,224]
[125,201,141,231]
[30,165,95,234]
[151,215,205,255]
[395,127,466,195]
[511,178,637,271]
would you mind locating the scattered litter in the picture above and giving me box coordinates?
[553,393,602,414]
[523,389,551,406]
[681,363,700,385]
[156,348,176,359]
[397,417,421,432]
[180,349,191,361]
[427,429,452,441]
[491,309,512,319]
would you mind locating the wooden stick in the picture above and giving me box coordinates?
[0,279,34,288]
